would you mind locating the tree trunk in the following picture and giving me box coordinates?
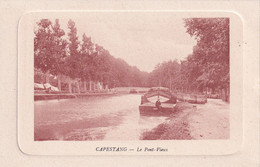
[89,80,92,92]
[68,79,72,93]
[83,80,87,92]
[169,76,172,91]
[77,80,80,94]
[45,70,50,83]
[225,87,229,102]
[221,88,225,101]
[57,74,61,92]
[227,87,230,102]
[95,82,98,91]
[97,81,100,91]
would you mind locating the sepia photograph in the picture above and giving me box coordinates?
[0,0,256,166]
[33,13,230,141]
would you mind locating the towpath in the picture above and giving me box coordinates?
[188,99,229,139]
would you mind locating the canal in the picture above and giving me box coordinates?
[34,94,168,141]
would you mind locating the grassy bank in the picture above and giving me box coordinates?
[140,102,194,140]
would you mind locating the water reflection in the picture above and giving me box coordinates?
[34,94,167,141]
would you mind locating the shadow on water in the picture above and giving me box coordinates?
[34,94,168,141]
[34,113,124,141]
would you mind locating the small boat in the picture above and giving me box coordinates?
[139,87,177,116]
[129,89,138,94]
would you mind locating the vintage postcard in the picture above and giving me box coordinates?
[18,11,243,155]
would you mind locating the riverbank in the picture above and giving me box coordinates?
[141,99,229,140]
[141,103,193,140]
[34,86,150,101]
[34,92,117,101]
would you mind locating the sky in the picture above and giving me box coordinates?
[49,12,197,72]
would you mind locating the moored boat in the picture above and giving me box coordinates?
[139,87,177,116]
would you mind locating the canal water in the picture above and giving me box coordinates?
[34,94,167,141]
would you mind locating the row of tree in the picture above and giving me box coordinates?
[34,19,148,93]
[146,18,230,101]
[34,18,230,101]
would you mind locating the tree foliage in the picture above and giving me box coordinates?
[34,19,148,89]
[183,18,229,91]
[147,60,181,90]
[34,19,67,76]
[34,18,229,97]
[66,19,80,79]
[147,18,230,96]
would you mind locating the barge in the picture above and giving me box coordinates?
[139,87,177,116]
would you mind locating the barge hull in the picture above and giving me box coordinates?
[139,103,175,116]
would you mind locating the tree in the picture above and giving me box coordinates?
[34,19,53,79]
[34,19,67,88]
[66,19,80,93]
[147,60,181,90]
[184,18,230,100]
[34,18,151,93]
[80,33,94,91]
[66,19,80,78]
[51,19,67,91]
